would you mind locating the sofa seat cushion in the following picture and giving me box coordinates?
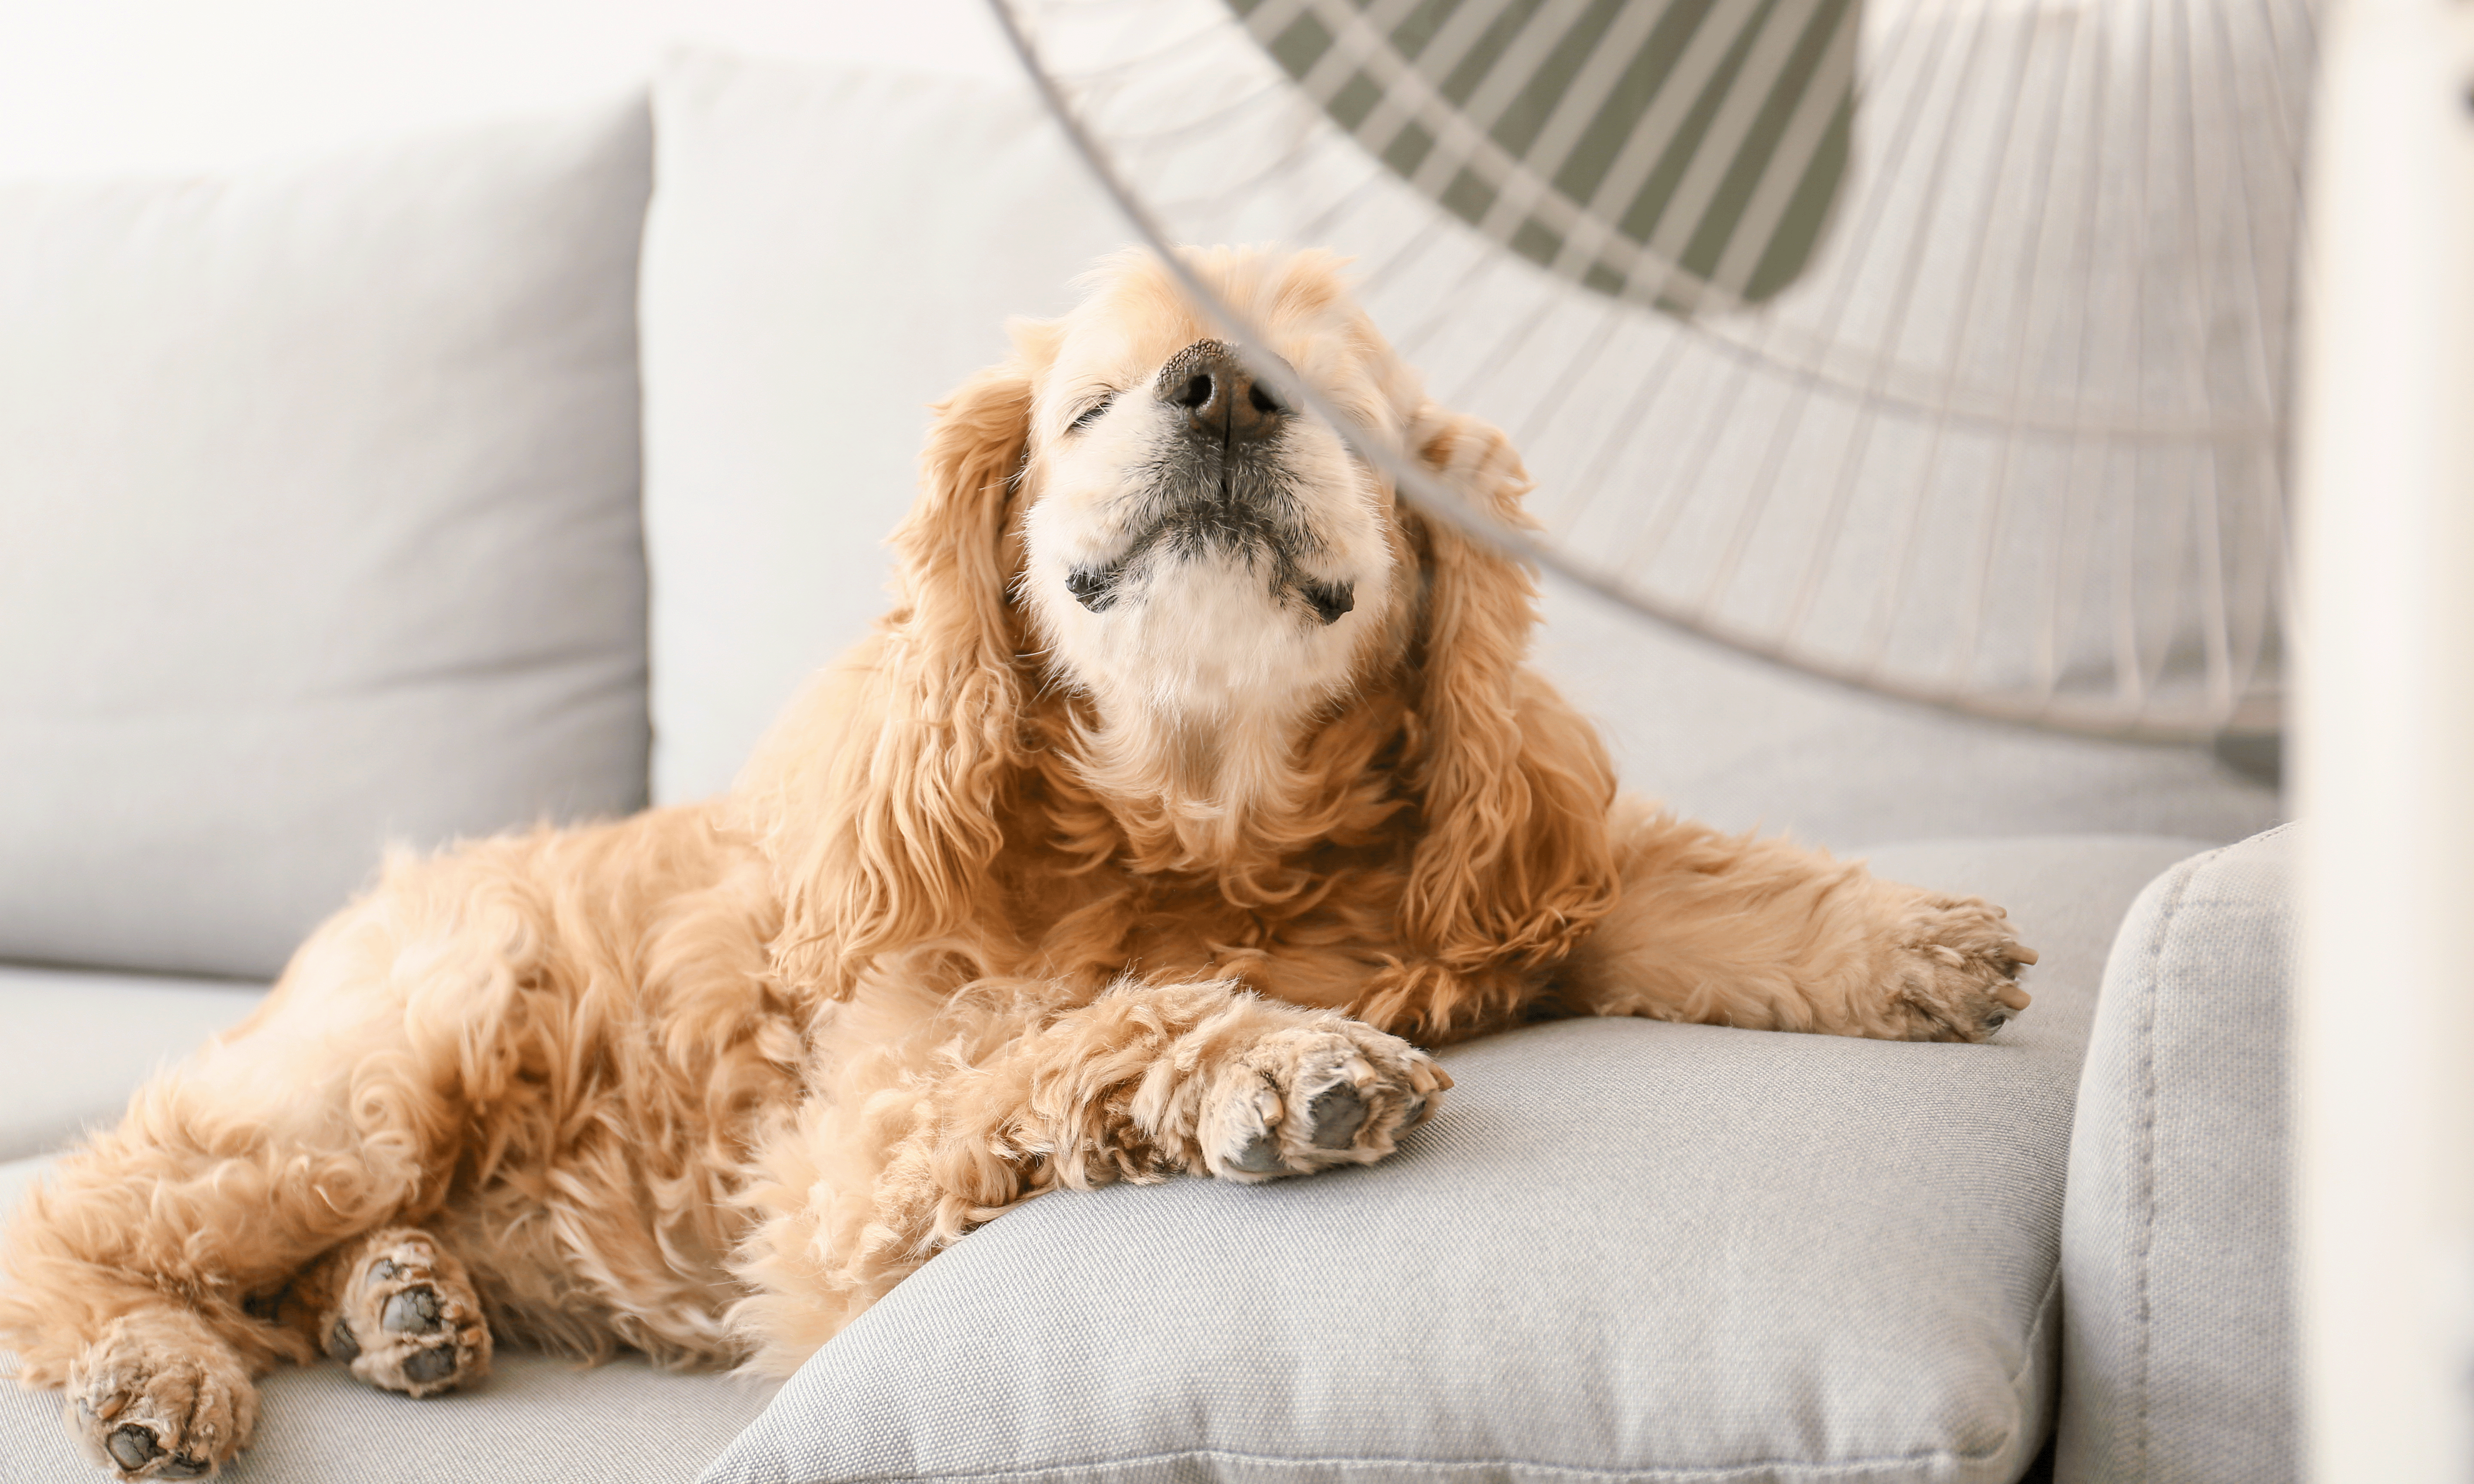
[0,97,655,981]
[0,965,268,1164]
[701,835,2201,1484]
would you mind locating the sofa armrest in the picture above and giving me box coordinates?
[2057,824,2297,1483]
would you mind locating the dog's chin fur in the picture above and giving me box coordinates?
[0,246,2039,1475]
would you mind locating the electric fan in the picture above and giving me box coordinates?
[987,0,2311,741]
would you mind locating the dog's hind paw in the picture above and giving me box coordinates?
[320,1227,492,1398]
[1200,1019,1450,1182]
[67,1308,257,1480]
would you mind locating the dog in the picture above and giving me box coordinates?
[0,245,2034,1480]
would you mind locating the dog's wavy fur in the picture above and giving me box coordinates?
[0,247,2034,1480]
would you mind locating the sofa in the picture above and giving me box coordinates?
[0,43,2297,1484]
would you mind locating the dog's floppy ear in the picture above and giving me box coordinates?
[745,325,1054,998]
[1396,407,1620,994]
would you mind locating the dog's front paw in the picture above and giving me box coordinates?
[1881,894,2036,1042]
[320,1228,491,1398]
[1197,1020,1450,1183]
[67,1309,257,1480]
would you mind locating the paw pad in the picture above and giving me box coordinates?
[382,1286,442,1334]
[1304,1083,1368,1149]
[106,1423,210,1478]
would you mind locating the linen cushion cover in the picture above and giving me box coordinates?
[700,835,2202,1484]
[2055,825,2297,1482]
[0,97,655,980]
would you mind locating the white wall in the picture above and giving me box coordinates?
[0,0,1019,178]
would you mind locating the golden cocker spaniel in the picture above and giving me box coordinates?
[0,246,2033,1480]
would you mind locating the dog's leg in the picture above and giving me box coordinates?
[1560,796,2036,1042]
[5,1112,426,1479]
[280,1226,492,1399]
[727,976,1449,1370]
[1,921,491,1478]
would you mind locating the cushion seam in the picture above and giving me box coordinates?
[2005,1262,2065,1392]
[784,1441,2031,1484]
[2129,849,2210,1480]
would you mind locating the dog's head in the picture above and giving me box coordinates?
[751,246,1615,1003]
[1011,247,1418,743]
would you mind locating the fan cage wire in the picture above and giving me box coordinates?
[986,0,2303,742]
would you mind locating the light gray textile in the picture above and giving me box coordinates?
[0,965,268,1162]
[641,48,1124,804]
[0,97,655,981]
[2055,825,2297,1483]
[704,835,2201,1484]
[1531,585,2285,851]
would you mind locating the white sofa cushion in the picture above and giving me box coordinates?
[700,836,2203,1484]
[0,97,655,980]
[640,48,1125,804]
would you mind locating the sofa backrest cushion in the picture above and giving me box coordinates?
[0,97,654,980]
[639,48,1125,805]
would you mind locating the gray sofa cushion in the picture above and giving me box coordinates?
[2056,825,2297,1483]
[0,966,268,1163]
[0,97,654,980]
[702,835,2202,1484]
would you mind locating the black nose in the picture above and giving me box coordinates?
[1156,339,1285,445]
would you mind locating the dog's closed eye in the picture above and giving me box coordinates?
[1069,394,1115,432]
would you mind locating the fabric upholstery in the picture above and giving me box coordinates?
[0,97,655,980]
[700,835,2201,1484]
[640,48,1125,804]
[0,966,268,1163]
[1531,587,2288,851]
[2055,825,2297,1483]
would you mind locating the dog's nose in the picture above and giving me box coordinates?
[1157,340,1285,445]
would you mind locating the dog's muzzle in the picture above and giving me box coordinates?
[1060,339,1353,626]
